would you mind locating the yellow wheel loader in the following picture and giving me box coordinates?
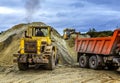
[63,28,80,40]
[13,25,58,70]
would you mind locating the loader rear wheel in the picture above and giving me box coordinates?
[89,56,98,70]
[46,52,55,70]
[79,55,89,68]
[18,63,28,71]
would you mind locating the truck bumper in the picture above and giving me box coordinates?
[13,54,49,64]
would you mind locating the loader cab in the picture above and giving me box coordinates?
[25,25,51,38]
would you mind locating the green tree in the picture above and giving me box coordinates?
[87,28,97,37]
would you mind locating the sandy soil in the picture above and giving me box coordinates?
[0,65,120,83]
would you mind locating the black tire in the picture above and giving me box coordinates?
[55,57,59,65]
[18,63,28,71]
[46,54,55,70]
[79,55,89,68]
[55,52,59,65]
[89,56,98,69]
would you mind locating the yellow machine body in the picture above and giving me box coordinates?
[14,25,58,70]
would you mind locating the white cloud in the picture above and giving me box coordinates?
[0,6,24,15]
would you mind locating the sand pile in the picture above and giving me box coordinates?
[0,22,75,66]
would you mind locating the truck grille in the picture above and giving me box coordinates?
[24,40,37,53]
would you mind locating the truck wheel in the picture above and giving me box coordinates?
[79,55,89,68]
[18,63,28,71]
[89,56,98,69]
[46,53,55,70]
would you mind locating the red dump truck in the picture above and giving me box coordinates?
[75,29,120,70]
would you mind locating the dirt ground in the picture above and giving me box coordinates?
[0,65,120,83]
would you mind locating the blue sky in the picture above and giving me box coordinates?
[0,0,120,34]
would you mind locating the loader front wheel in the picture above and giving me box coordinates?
[18,63,28,71]
[46,55,55,70]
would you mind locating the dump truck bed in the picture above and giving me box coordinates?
[75,29,120,55]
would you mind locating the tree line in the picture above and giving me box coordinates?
[86,28,113,37]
